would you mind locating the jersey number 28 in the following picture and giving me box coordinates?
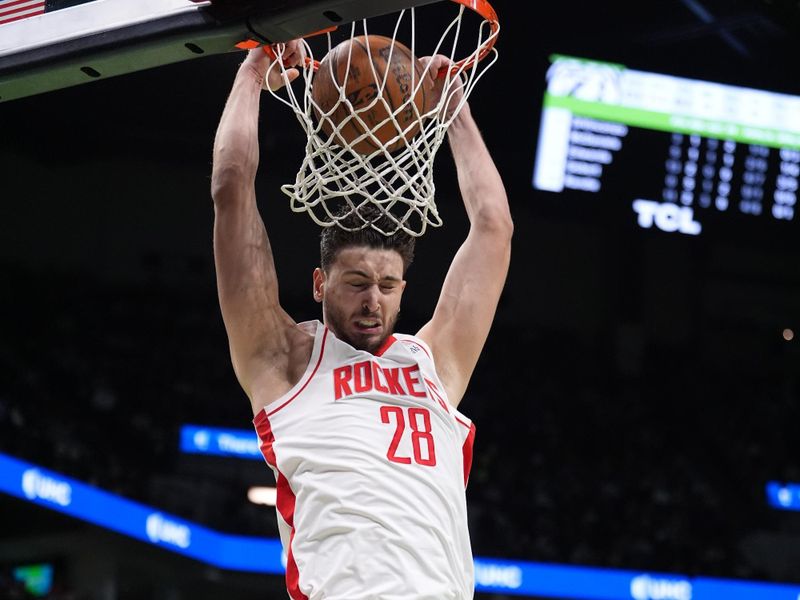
[380,406,437,467]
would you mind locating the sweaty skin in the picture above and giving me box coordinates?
[312,247,406,354]
[211,41,511,600]
[211,47,511,414]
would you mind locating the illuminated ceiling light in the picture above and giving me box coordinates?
[248,486,277,506]
[783,328,794,342]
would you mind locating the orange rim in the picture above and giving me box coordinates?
[262,43,322,72]
[235,0,498,76]
[443,0,499,77]
[236,26,336,70]
[274,26,336,71]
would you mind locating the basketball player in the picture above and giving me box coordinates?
[211,43,512,599]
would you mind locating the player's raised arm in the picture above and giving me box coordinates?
[416,58,513,408]
[211,46,304,405]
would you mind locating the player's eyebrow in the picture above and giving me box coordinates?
[343,270,402,282]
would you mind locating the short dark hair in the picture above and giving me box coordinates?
[320,205,415,274]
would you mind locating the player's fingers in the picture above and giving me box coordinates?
[284,51,303,68]
[243,47,272,70]
[418,56,435,80]
[284,68,301,85]
[264,67,299,91]
[271,39,305,69]
[420,54,451,81]
[283,40,306,67]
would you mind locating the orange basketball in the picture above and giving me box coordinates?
[312,35,428,155]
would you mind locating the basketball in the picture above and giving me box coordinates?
[311,35,428,154]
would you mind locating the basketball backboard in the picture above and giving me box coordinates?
[0,0,441,103]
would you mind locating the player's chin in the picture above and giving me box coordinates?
[351,328,387,353]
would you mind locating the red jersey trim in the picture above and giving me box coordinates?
[374,334,397,357]
[254,414,308,600]
[254,327,329,424]
[461,421,476,487]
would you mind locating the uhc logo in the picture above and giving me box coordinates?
[21,469,72,507]
[474,562,522,590]
[146,513,191,549]
[630,574,692,600]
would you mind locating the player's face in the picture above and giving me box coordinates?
[313,246,406,353]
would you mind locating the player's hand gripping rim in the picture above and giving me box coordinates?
[419,54,466,121]
[240,40,305,91]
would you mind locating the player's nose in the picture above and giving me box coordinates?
[360,287,380,314]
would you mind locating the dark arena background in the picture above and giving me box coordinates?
[2,0,800,598]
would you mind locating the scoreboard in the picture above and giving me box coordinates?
[533,55,800,236]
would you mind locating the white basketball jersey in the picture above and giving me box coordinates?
[253,320,476,600]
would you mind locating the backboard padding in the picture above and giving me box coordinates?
[0,0,441,102]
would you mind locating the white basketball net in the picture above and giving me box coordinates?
[265,2,499,236]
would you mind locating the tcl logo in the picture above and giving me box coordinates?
[632,199,702,236]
